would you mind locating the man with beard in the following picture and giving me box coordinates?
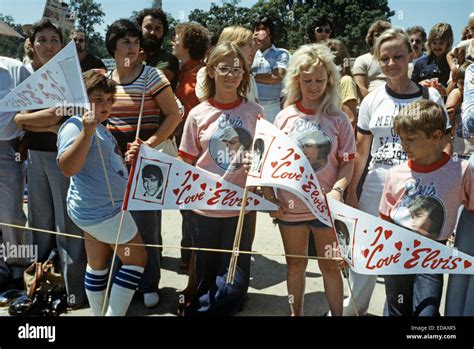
[136,8,179,90]
[69,30,106,72]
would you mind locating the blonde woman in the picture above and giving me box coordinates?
[263,44,355,316]
[178,42,264,315]
[196,25,259,103]
[345,29,451,316]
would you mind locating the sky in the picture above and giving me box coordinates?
[0,0,472,45]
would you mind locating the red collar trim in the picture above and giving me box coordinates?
[408,153,450,173]
[295,100,315,115]
[208,97,242,110]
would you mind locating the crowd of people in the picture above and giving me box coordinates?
[0,7,473,317]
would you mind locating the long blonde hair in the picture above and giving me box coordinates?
[283,43,341,116]
[202,42,250,101]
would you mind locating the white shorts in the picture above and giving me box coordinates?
[74,211,138,244]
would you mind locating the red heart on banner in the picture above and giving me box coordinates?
[38,83,44,90]
[200,183,206,191]
[362,249,369,258]
[464,260,472,269]
[414,240,421,248]
[310,174,314,180]
[216,182,222,189]
[395,241,402,251]
[254,199,260,205]
[192,173,199,181]
[173,189,179,195]
[384,230,392,240]
[294,153,301,160]
[299,166,304,173]
[41,73,48,80]
[271,161,278,168]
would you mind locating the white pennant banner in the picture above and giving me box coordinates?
[327,197,474,274]
[246,116,330,225]
[0,41,88,111]
[123,144,278,211]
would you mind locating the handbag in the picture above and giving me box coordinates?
[155,136,179,157]
[23,250,66,299]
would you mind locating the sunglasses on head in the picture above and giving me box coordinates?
[315,27,332,34]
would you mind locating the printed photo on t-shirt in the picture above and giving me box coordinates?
[132,157,171,204]
[290,126,332,172]
[392,182,446,240]
[209,115,253,171]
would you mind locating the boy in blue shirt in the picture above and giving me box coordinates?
[57,70,147,316]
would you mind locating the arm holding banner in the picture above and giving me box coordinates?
[58,111,96,177]
[142,87,181,148]
[327,159,354,202]
[346,131,372,207]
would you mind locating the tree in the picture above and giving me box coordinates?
[189,0,394,57]
[70,0,108,58]
[189,2,254,37]
[0,14,25,59]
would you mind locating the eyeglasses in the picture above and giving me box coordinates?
[315,27,332,34]
[214,66,244,76]
[411,39,422,45]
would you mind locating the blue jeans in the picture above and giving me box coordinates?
[130,210,161,293]
[180,210,192,263]
[259,99,281,124]
[185,211,252,315]
[0,140,28,284]
[445,208,474,315]
[384,273,443,316]
[28,150,87,305]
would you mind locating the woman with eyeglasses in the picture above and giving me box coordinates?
[346,29,451,316]
[307,15,334,43]
[178,42,264,316]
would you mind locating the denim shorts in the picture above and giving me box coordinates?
[273,218,327,229]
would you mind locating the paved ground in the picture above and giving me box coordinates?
[0,210,447,317]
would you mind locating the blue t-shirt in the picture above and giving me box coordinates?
[57,116,129,226]
[251,44,290,101]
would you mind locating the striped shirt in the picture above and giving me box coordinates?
[108,65,170,154]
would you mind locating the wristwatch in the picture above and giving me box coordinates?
[332,187,345,195]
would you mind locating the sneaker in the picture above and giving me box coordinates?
[143,292,159,308]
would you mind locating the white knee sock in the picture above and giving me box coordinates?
[84,264,109,316]
[106,265,144,316]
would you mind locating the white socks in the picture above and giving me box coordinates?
[84,264,109,316]
[106,265,144,316]
[85,264,144,316]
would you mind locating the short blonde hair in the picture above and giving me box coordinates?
[218,26,253,47]
[393,100,446,137]
[426,23,453,56]
[283,43,341,116]
[373,28,412,61]
[201,42,249,101]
